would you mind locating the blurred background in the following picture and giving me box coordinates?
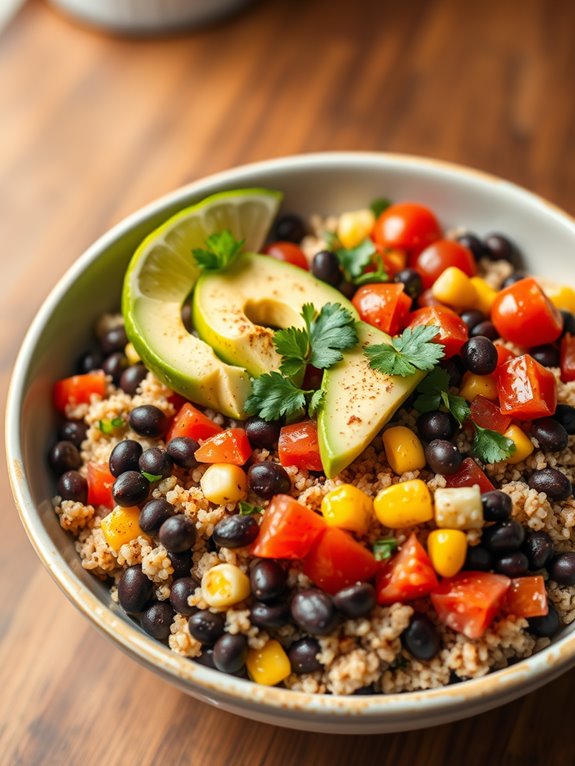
[1,0,575,763]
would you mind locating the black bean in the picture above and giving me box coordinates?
[159,515,196,553]
[523,531,554,570]
[57,470,88,503]
[549,553,575,586]
[530,418,569,452]
[311,250,342,286]
[120,364,148,395]
[194,649,216,669]
[394,268,423,300]
[425,439,462,476]
[213,634,248,674]
[128,405,168,438]
[528,604,561,638]
[353,684,377,695]
[139,447,173,479]
[109,439,143,477]
[49,441,82,475]
[456,233,485,261]
[166,436,199,468]
[460,309,486,332]
[501,272,528,290]
[100,326,128,355]
[288,638,322,674]
[141,601,174,640]
[112,470,149,507]
[482,520,526,553]
[470,320,499,340]
[168,550,193,580]
[212,515,260,549]
[169,577,199,616]
[561,311,575,336]
[530,345,560,368]
[77,350,102,374]
[463,544,493,572]
[247,462,291,499]
[118,566,153,613]
[528,468,572,501]
[188,610,226,645]
[484,233,518,263]
[401,614,441,661]
[102,352,128,384]
[245,417,281,450]
[333,583,376,619]
[58,420,88,448]
[481,490,512,523]
[250,601,291,629]
[181,303,193,333]
[440,356,465,388]
[461,336,498,375]
[553,404,575,435]
[273,213,307,243]
[494,552,529,577]
[417,411,456,443]
[290,589,339,636]
[139,498,175,534]
[249,560,287,603]
[339,281,356,300]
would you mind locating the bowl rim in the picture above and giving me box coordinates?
[7,150,575,722]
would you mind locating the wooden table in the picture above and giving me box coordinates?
[2,0,575,763]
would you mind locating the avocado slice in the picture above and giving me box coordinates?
[192,253,358,376]
[317,322,426,478]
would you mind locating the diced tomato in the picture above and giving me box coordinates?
[53,371,106,414]
[504,576,548,618]
[560,333,575,383]
[470,396,512,434]
[431,571,510,639]
[407,305,468,359]
[166,403,223,443]
[412,239,477,289]
[352,283,412,335]
[373,203,442,255]
[87,463,115,509]
[417,288,443,308]
[491,277,563,347]
[376,533,438,605]
[194,428,252,465]
[444,457,495,493]
[251,494,325,559]
[278,420,323,472]
[168,392,189,411]
[497,354,557,419]
[495,345,515,369]
[303,527,379,594]
[264,241,309,270]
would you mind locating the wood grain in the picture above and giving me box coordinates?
[2,0,575,763]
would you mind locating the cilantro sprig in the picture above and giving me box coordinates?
[473,425,516,464]
[98,417,125,435]
[370,197,391,219]
[336,239,389,286]
[365,325,445,378]
[373,537,398,561]
[245,372,311,421]
[239,501,263,516]
[192,230,244,271]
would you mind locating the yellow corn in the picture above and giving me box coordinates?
[470,277,498,315]
[460,372,498,401]
[385,248,408,273]
[100,506,148,552]
[431,267,478,310]
[321,484,373,535]
[427,529,468,577]
[434,486,484,529]
[200,464,248,505]
[503,424,534,464]
[246,640,291,686]
[539,280,575,313]
[337,209,375,249]
[382,426,426,475]
[374,479,433,529]
[201,563,251,608]
[125,342,141,365]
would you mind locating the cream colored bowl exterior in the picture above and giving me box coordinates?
[6,153,575,734]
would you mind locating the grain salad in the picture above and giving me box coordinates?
[49,190,575,694]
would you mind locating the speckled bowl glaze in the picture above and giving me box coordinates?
[7,153,575,734]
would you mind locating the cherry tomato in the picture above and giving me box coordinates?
[560,333,575,383]
[491,277,563,347]
[407,305,468,359]
[412,240,476,289]
[166,402,223,443]
[417,288,443,308]
[264,241,309,270]
[498,354,557,419]
[352,283,412,335]
[303,527,379,594]
[444,457,495,493]
[278,420,323,472]
[87,463,115,509]
[194,428,252,465]
[470,396,512,434]
[504,576,548,619]
[251,494,325,559]
[495,345,515,368]
[431,571,510,639]
[376,533,438,605]
[53,371,106,414]
[373,203,442,255]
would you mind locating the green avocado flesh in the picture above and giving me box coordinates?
[318,322,426,478]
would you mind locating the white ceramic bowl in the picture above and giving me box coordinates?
[7,153,575,734]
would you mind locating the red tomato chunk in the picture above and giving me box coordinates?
[194,428,252,465]
[470,396,512,434]
[444,457,495,493]
[87,463,115,509]
[491,277,563,347]
[412,239,476,289]
[352,283,411,336]
[376,533,438,605]
[504,576,548,619]
[560,333,575,383]
[408,305,468,359]
[373,202,442,255]
[498,354,557,419]
[53,371,106,414]
[251,494,325,560]
[167,403,223,443]
[278,420,323,472]
[264,241,309,270]
[303,527,379,594]
[431,571,510,639]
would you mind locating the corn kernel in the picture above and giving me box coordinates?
[321,484,373,534]
[246,640,291,686]
[460,371,498,401]
[100,506,148,552]
[470,277,498,315]
[200,464,248,505]
[337,209,375,249]
[201,563,251,608]
[434,486,484,529]
[503,424,534,464]
[385,248,407,273]
[125,342,141,365]
[427,529,468,577]
[382,426,426,475]
[539,279,575,313]
[374,479,433,529]
[431,267,478,309]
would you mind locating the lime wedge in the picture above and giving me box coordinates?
[122,188,283,419]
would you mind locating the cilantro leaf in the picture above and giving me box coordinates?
[309,303,359,369]
[239,501,263,516]
[308,388,325,417]
[336,239,376,280]
[323,230,341,250]
[245,372,310,421]
[373,537,398,561]
[414,367,471,425]
[473,425,516,464]
[449,393,472,427]
[365,325,445,377]
[98,417,125,435]
[370,197,391,218]
[274,327,309,379]
[142,471,163,483]
[301,303,316,336]
[192,230,244,271]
